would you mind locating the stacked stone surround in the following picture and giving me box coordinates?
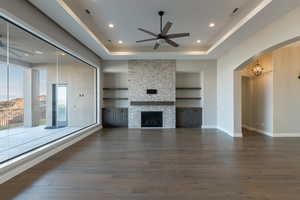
[128,60,176,128]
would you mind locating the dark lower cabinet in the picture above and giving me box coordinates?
[102,108,128,128]
[102,107,202,128]
[176,107,202,128]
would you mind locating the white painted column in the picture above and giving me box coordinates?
[24,68,40,127]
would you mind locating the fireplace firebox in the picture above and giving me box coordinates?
[141,111,163,128]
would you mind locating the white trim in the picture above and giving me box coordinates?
[242,125,273,137]
[273,133,300,137]
[217,126,243,137]
[0,125,102,184]
[202,125,218,129]
[217,127,232,137]
[234,132,243,137]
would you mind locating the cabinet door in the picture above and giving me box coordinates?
[176,108,185,127]
[102,108,111,128]
[190,108,202,128]
[176,108,202,128]
[116,108,128,127]
[102,108,128,128]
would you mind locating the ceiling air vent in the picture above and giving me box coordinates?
[85,9,91,15]
[231,8,239,16]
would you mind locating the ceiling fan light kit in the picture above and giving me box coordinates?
[136,11,190,50]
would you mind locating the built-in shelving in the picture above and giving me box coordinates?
[103,73,129,108]
[176,72,202,108]
[103,98,129,100]
[176,97,202,100]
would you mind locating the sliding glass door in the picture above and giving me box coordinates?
[0,16,97,163]
[52,84,68,128]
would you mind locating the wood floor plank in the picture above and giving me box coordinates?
[1,128,300,200]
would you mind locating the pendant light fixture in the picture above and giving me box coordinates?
[251,59,264,76]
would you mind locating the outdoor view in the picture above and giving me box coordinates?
[0,66,47,130]
[0,17,97,163]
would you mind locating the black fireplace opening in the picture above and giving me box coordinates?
[141,111,163,128]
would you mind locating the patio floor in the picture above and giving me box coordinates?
[0,125,80,163]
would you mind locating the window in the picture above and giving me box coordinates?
[0,17,97,163]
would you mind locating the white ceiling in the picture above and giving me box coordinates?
[68,0,255,51]
[28,0,300,60]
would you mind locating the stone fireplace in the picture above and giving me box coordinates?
[128,60,176,128]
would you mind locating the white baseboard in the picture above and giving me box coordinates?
[242,125,273,137]
[217,127,242,137]
[273,133,300,137]
[202,125,218,129]
[0,124,102,184]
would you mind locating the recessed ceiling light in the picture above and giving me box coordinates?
[108,24,114,28]
[209,23,215,28]
[24,53,29,56]
[118,40,123,44]
[61,53,66,56]
[35,51,43,54]
[196,40,201,44]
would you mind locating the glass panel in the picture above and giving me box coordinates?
[56,84,67,126]
[38,69,47,125]
[0,17,97,163]
[0,19,8,158]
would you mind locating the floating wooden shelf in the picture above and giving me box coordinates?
[103,88,128,90]
[103,98,128,100]
[176,87,202,90]
[176,97,202,100]
[130,101,175,106]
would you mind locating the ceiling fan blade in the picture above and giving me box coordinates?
[9,49,22,57]
[166,33,190,39]
[9,47,33,55]
[161,22,173,35]
[154,42,160,50]
[165,39,179,47]
[136,38,157,43]
[138,28,158,37]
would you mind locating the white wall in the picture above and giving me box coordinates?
[217,5,300,136]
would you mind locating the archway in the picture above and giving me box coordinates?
[233,37,300,137]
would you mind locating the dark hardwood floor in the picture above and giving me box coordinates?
[1,128,300,200]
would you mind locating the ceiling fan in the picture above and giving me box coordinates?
[136,11,190,50]
[0,34,34,58]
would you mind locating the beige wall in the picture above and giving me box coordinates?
[273,45,300,134]
[35,61,96,128]
[242,72,273,134]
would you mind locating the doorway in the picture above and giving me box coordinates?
[52,84,68,128]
